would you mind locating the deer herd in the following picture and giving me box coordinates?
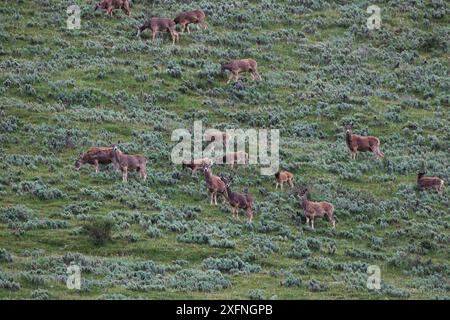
[74,3,446,228]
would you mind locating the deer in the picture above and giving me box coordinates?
[221,176,254,223]
[275,171,294,190]
[174,9,207,34]
[218,151,249,168]
[94,0,131,17]
[201,163,227,206]
[344,124,384,160]
[182,158,213,176]
[74,147,116,173]
[111,145,147,182]
[137,17,179,45]
[297,188,336,229]
[417,172,444,193]
[221,59,262,84]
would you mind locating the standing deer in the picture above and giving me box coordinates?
[112,145,147,182]
[201,163,227,205]
[94,0,131,17]
[297,189,336,229]
[221,176,254,223]
[345,124,384,160]
[74,147,116,173]
[417,172,444,193]
[174,9,207,34]
[137,17,179,45]
[275,171,294,189]
[182,158,213,176]
[221,59,262,84]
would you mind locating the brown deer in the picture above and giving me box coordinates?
[219,151,249,168]
[417,172,444,193]
[74,147,115,173]
[137,17,179,45]
[201,163,227,205]
[297,189,336,229]
[221,59,262,84]
[221,176,254,223]
[344,124,384,160]
[112,145,147,182]
[182,158,213,176]
[95,0,131,17]
[174,10,207,34]
[275,171,294,189]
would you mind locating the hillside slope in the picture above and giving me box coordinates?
[0,0,449,299]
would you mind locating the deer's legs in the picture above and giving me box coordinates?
[280,182,284,190]
[94,160,99,173]
[288,179,294,188]
[246,208,253,223]
[181,24,186,34]
[210,192,215,205]
[152,30,157,41]
[122,167,128,183]
[140,168,147,181]
[226,73,234,84]
[311,218,315,229]
[107,7,113,16]
[214,193,218,205]
[187,24,191,34]
[275,182,278,189]
[234,72,240,82]
[306,217,310,226]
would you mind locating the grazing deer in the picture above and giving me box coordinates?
[344,124,384,160]
[221,176,254,223]
[297,189,336,229]
[201,163,227,205]
[137,17,179,45]
[95,0,131,17]
[74,147,116,173]
[219,151,249,168]
[221,59,262,84]
[417,172,444,193]
[174,9,207,34]
[275,171,294,189]
[182,158,213,176]
[112,145,147,182]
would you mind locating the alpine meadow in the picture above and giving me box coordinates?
[0,0,449,300]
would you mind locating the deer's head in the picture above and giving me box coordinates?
[344,123,353,134]
[74,153,83,171]
[298,188,308,199]
[202,163,211,173]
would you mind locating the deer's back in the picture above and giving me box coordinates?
[349,134,380,151]
[418,176,443,188]
[150,17,175,29]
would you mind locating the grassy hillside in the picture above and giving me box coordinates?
[0,0,448,300]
